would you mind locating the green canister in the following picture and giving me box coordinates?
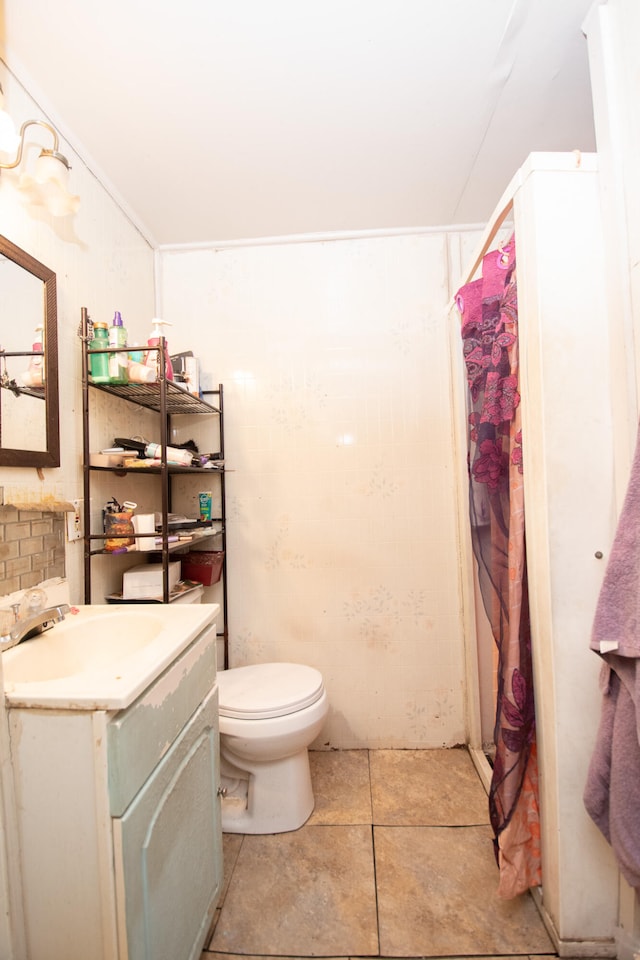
[89,321,110,383]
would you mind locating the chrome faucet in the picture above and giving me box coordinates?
[0,603,70,652]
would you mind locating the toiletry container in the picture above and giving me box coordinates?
[127,341,153,381]
[21,325,45,388]
[128,359,156,383]
[108,310,128,384]
[144,442,194,466]
[104,509,135,551]
[89,321,110,384]
[144,318,174,381]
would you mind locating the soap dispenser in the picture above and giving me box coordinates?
[144,318,174,381]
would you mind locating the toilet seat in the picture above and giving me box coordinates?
[217,662,325,719]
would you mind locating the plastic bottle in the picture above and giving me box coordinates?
[21,325,45,388]
[144,318,174,381]
[89,321,110,383]
[127,358,156,383]
[108,310,128,384]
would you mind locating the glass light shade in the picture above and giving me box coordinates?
[18,150,80,217]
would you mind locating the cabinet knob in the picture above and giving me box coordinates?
[217,785,227,798]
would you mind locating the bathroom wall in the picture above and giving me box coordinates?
[0,63,156,958]
[0,64,156,604]
[159,233,467,749]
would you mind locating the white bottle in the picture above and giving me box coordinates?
[144,319,174,381]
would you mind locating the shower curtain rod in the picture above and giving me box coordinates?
[444,166,521,316]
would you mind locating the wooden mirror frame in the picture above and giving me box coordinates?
[0,236,60,467]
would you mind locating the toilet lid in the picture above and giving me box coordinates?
[217,662,325,719]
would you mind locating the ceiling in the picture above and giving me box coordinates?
[1,0,597,248]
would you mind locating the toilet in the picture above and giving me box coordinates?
[216,662,329,834]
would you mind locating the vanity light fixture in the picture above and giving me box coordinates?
[0,84,79,217]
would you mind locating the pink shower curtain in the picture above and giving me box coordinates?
[455,236,541,899]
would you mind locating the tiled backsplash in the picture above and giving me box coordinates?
[0,506,66,597]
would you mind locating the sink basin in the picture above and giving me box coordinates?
[2,603,220,710]
[2,610,166,683]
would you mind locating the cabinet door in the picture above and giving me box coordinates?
[113,686,222,960]
[108,623,217,816]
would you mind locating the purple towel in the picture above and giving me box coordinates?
[584,665,640,887]
[584,420,640,887]
[590,421,640,659]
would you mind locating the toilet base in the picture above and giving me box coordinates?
[220,748,314,834]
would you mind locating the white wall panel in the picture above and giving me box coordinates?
[160,235,466,749]
[0,66,155,605]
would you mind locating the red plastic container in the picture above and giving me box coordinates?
[181,550,224,586]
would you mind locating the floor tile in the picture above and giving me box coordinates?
[205,833,245,947]
[220,833,244,901]
[307,749,372,825]
[375,824,553,957]
[370,748,490,826]
[209,824,379,957]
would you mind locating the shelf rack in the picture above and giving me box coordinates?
[79,306,228,663]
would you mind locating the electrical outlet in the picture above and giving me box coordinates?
[66,499,83,541]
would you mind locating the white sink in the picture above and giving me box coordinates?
[3,610,166,682]
[2,603,220,710]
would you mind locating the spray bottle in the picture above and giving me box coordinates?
[144,319,174,381]
[108,310,128,384]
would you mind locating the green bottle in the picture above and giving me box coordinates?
[89,321,110,383]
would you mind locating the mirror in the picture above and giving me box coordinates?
[0,235,60,467]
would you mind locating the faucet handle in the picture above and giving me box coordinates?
[19,587,47,621]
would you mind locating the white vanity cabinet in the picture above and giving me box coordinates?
[7,619,223,960]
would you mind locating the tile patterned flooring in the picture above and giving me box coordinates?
[203,748,555,959]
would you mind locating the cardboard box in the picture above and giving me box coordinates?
[89,451,127,468]
[122,561,181,599]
